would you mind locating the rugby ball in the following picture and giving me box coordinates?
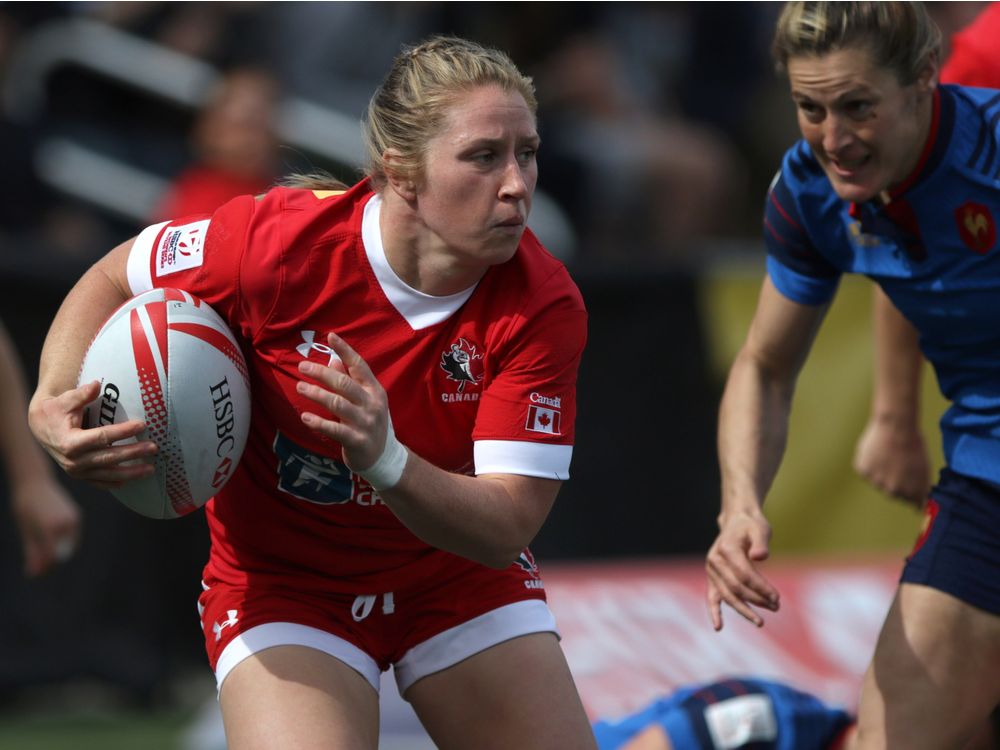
[78,288,251,519]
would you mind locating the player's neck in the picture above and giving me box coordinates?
[378,192,487,297]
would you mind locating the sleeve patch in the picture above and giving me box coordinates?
[525,404,561,435]
[155,219,210,277]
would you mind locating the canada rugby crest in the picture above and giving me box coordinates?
[440,338,484,393]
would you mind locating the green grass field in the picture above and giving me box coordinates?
[0,710,191,750]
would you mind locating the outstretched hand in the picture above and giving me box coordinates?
[28,380,157,488]
[296,333,392,474]
[705,510,780,630]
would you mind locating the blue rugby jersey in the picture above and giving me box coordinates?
[592,677,852,750]
[764,84,1000,485]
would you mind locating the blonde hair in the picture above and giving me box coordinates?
[362,35,537,189]
[773,1,941,84]
[277,170,348,191]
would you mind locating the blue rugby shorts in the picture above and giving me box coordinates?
[901,467,1000,614]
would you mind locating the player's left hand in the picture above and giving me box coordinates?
[853,417,931,507]
[296,332,392,473]
[11,476,81,577]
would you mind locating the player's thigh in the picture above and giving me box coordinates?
[220,644,380,750]
[406,632,597,750]
[621,725,673,750]
[854,583,1000,750]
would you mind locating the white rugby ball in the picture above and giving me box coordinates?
[78,288,251,519]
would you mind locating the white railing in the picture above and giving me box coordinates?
[3,17,576,257]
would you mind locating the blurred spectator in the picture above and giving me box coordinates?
[92,1,268,69]
[0,5,116,268]
[256,2,442,117]
[0,318,80,579]
[153,67,281,221]
[532,6,753,267]
[0,10,47,235]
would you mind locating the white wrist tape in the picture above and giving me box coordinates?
[359,417,408,490]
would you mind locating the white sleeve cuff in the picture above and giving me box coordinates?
[474,440,573,480]
[126,221,169,295]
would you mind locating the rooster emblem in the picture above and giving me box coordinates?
[440,338,483,392]
[955,201,996,254]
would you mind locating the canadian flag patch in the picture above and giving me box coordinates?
[156,219,210,277]
[526,405,561,435]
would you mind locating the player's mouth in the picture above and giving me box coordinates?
[494,215,525,232]
[827,152,871,178]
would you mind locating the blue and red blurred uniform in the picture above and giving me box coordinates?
[763,82,1000,614]
[592,677,852,750]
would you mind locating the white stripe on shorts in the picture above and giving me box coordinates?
[214,622,381,694]
[393,600,558,695]
[212,600,558,699]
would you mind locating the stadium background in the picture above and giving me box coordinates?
[0,2,976,748]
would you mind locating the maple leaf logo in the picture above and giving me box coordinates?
[440,338,483,392]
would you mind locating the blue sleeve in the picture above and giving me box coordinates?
[766,255,840,306]
[763,162,841,306]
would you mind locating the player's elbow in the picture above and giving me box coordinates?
[478,545,526,570]
[464,527,537,569]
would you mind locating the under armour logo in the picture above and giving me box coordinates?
[212,609,239,642]
[296,330,340,365]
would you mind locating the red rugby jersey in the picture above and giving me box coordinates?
[126,181,587,593]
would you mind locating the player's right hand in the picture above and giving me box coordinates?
[28,380,157,488]
[705,510,780,631]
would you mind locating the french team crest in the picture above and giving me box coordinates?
[440,338,483,393]
[955,201,996,254]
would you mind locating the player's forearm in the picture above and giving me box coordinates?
[869,287,922,427]
[0,322,55,485]
[717,348,794,519]
[378,454,554,568]
[32,264,130,402]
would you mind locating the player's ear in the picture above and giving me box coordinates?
[916,50,939,93]
[383,150,417,202]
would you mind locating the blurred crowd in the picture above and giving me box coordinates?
[1,2,988,273]
[0,1,795,275]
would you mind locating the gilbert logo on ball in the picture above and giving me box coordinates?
[78,288,251,519]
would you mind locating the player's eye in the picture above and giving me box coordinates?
[845,100,873,119]
[797,101,824,122]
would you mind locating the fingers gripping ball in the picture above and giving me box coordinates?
[78,289,251,519]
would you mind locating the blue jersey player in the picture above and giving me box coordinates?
[705,3,1000,749]
[592,677,853,750]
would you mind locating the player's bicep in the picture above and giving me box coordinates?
[92,237,138,301]
[744,276,829,380]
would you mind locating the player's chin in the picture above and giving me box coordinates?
[482,233,522,264]
[824,169,882,204]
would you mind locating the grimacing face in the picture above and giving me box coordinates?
[787,47,936,203]
[414,84,539,269]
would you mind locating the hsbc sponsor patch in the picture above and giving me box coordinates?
[526,404,561,435]
[156,220,210,277]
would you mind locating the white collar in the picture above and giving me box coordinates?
[361,193,477,330]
